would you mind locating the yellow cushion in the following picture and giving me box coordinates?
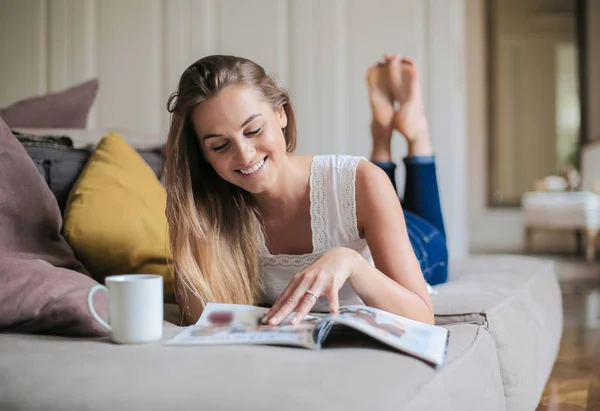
[63,132,175,303]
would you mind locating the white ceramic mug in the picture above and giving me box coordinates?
[88,274,164,344]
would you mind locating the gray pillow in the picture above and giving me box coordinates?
[21,140,164,215]
[0,115,108,337]
[0,79,98,128]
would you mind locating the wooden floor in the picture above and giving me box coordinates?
[536,277,600,410]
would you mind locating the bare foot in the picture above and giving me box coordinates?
[388,56,432,156]
[367,55,395,162]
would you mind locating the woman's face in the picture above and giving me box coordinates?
[191,84,288,194]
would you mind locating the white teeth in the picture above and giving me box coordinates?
[239,158,265,175]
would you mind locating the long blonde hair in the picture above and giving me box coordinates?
[163,55,297,315]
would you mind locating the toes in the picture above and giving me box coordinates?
[366,64,379,82]
[401,60,419,84]
[401,57,420,80]
[387,56,402,99]
[385,53,403,62]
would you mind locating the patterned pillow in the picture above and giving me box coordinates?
[12,130,74,150]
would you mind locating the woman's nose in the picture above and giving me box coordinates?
[235,141,256,165]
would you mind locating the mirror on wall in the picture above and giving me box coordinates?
[487,0,584,206]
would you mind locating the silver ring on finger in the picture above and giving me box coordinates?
[305,289,318,300]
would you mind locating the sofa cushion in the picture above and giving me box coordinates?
[0,79,98,128]
[0,116,108,336]
[432,255,563,411]
[0,323,505,411]
[62,132,174,303]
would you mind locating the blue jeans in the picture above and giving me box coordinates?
[373,157,448,285]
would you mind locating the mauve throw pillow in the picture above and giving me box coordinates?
[0,79,98,128]
[0,115,108,336]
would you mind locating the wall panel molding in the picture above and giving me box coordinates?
[71,0,97,83]
[288,0,317,155]
[39,0,49,93]
[95,0,163,132]
[74,0,98,127]
[44,0,98,125]
[275,0,290,88]
[318,0,349,155]
[163,0,193,131]
[190,0,218,62]
[427,0,468,258]
[0,0,469,257]
[48,0,69,91]
[47,0,96,88]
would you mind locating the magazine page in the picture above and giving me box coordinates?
[322,305,449,367]
[165,303,324,349]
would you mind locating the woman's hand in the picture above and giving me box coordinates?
[262,247,360,326]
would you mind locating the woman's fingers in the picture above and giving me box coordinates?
[263,271,304,323]
[289,274,330,324]
[328,288,340,314]
[266,271,316,325]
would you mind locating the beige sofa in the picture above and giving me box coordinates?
[0,130,563,411]
[0,256,562,411]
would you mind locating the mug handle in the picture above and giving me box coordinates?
[87,284,111,331]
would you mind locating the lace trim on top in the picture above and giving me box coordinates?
[257,229,269,255]
[341,156,361,242]
[310,156,330,253]
[258,156,328,268]
[258,224,325,268]
[261,252,321,268]
[261,238,366,267]
[258,155,364,268]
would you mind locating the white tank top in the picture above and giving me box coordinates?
[259,155,373,312]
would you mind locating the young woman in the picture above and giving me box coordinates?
[163,53,447,326]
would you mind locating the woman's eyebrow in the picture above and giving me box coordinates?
[202,113,262,141]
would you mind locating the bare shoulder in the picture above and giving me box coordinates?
[355,158,398,203]
[355,158,393,189]
[354,158,402,236]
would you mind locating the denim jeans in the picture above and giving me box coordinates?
[373,157,448,285]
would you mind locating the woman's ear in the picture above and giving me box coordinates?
[276,104,288,129]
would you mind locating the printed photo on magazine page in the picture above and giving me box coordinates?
[165,303,323,349]
[165,303,449,368]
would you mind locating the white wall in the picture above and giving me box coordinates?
[0,0,468,259]
[467,0,521,253]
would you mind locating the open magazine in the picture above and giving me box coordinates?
[165,303,449,368]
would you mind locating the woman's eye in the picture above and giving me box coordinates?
[212,142,229,152]
[246,126,262,136]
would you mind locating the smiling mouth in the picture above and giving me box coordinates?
[237,156,267,175]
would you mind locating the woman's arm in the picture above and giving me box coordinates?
[262,158,435,326]
[351,159,434,324]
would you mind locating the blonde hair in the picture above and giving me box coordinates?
[163,55,297,316]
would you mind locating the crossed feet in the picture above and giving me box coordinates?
[366,53,432,162]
